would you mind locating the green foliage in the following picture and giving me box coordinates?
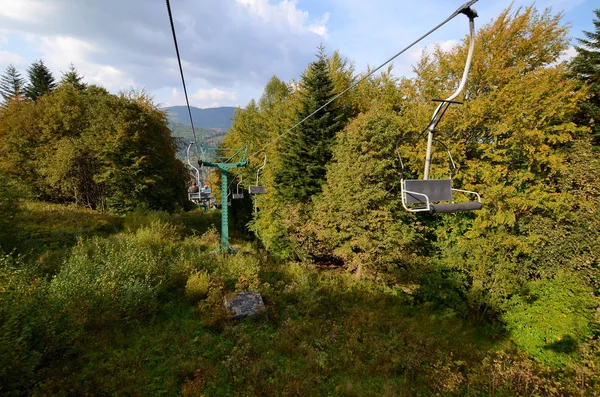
[0,82,188,212]
[0,254,82,395]
[185,270,211,302]
[3,5,600,396]
[274,46,347,203]
[503,272,598,367]
[59,63,87,91]
[49,235,168,325]
[310,106,425,277]
[408,6,591,316]
[14,201,121,254]
[0,171,22,251]
[1,204,599,395]
[570,8,600,145]
[0,64,25,104]
[24,59,56,101]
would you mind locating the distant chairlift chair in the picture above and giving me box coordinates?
[186,141,202,203]
[232,176,244,199]
[248,151,267,195]
[398,5,482,214]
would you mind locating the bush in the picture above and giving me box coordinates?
[0,254,82,395]
[123,209,175,232]
[49,233,169,326]
[186,271,210,302]
[213,254,261,291]
[502,271,598,367]
[0,172,22,252]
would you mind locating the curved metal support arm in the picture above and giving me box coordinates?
[255,151,267,186]
[428,12,476,129]
[186,141,200,184]
[236,175,243,195]
[424,9,476,179]
[397,136,457,180]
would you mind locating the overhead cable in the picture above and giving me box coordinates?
[248,0,479,161]
[165,0,200,155]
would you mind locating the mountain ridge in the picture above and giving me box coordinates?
[163,106,237,130]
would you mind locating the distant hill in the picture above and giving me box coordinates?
[164,106,237,160]
[164,106,237,130]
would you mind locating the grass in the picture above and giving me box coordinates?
[30,266,499,396]
[14,201,122,252]
[1,201,599,396]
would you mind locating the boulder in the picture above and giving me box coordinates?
[224,291,267,321]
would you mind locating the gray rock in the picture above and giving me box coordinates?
[224,291,267,321]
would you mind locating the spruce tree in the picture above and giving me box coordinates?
[570,9,600,144]
[60,63,87,90]
[0,64,25,103]
[24,60,56,101]
[274,46,345,203]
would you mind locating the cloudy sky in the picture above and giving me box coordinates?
[0,0,597,109]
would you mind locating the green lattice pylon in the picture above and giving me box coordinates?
[199,146,248,253]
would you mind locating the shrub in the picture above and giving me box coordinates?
[186,271,210,302]
[123,209,179,233]
[214,254,261,291]
[0,254,82,395]
[49,234,168,326]
[502,271,598,367]
[0,172,22,252]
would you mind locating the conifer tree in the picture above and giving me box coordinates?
[24,60,56,101]
[60,63,87,91]
[570,9,600,144]
[274,46,346,203]
[0,64,25,103]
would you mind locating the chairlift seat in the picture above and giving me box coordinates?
[402,179,481,213]
[232,193,244,199]
[404,179,452,203]
[249,186,266,195]
[431,202,482,213]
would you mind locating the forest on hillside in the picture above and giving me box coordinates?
[1,4,599,396]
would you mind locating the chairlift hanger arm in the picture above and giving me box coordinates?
[246,1,479,162]
[424,7,477,180]
[427,9,477,131]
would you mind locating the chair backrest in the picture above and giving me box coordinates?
[403,179,452,203]
[248,185,267,195]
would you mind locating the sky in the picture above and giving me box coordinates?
[0,0,597,109]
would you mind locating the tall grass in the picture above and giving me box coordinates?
[1,206,599,396]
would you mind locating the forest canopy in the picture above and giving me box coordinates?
[0,4,599,396]
[222,4,600,367]
[0,77,188,213]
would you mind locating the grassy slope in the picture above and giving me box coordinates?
[2,202,597,396]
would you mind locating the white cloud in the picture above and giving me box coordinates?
[192,88,239,103]
[0,50,27,67]
[0,0,331,109]
[558,46,577,62]
[38,36,96,64]
[160,87,239,108]
[131,22,168,45]
[0,0,56,23]
[235,0,328,37]
[308,13,330,38]
[30,35,134,91]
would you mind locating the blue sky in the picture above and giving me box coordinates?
[0,0,597,109]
